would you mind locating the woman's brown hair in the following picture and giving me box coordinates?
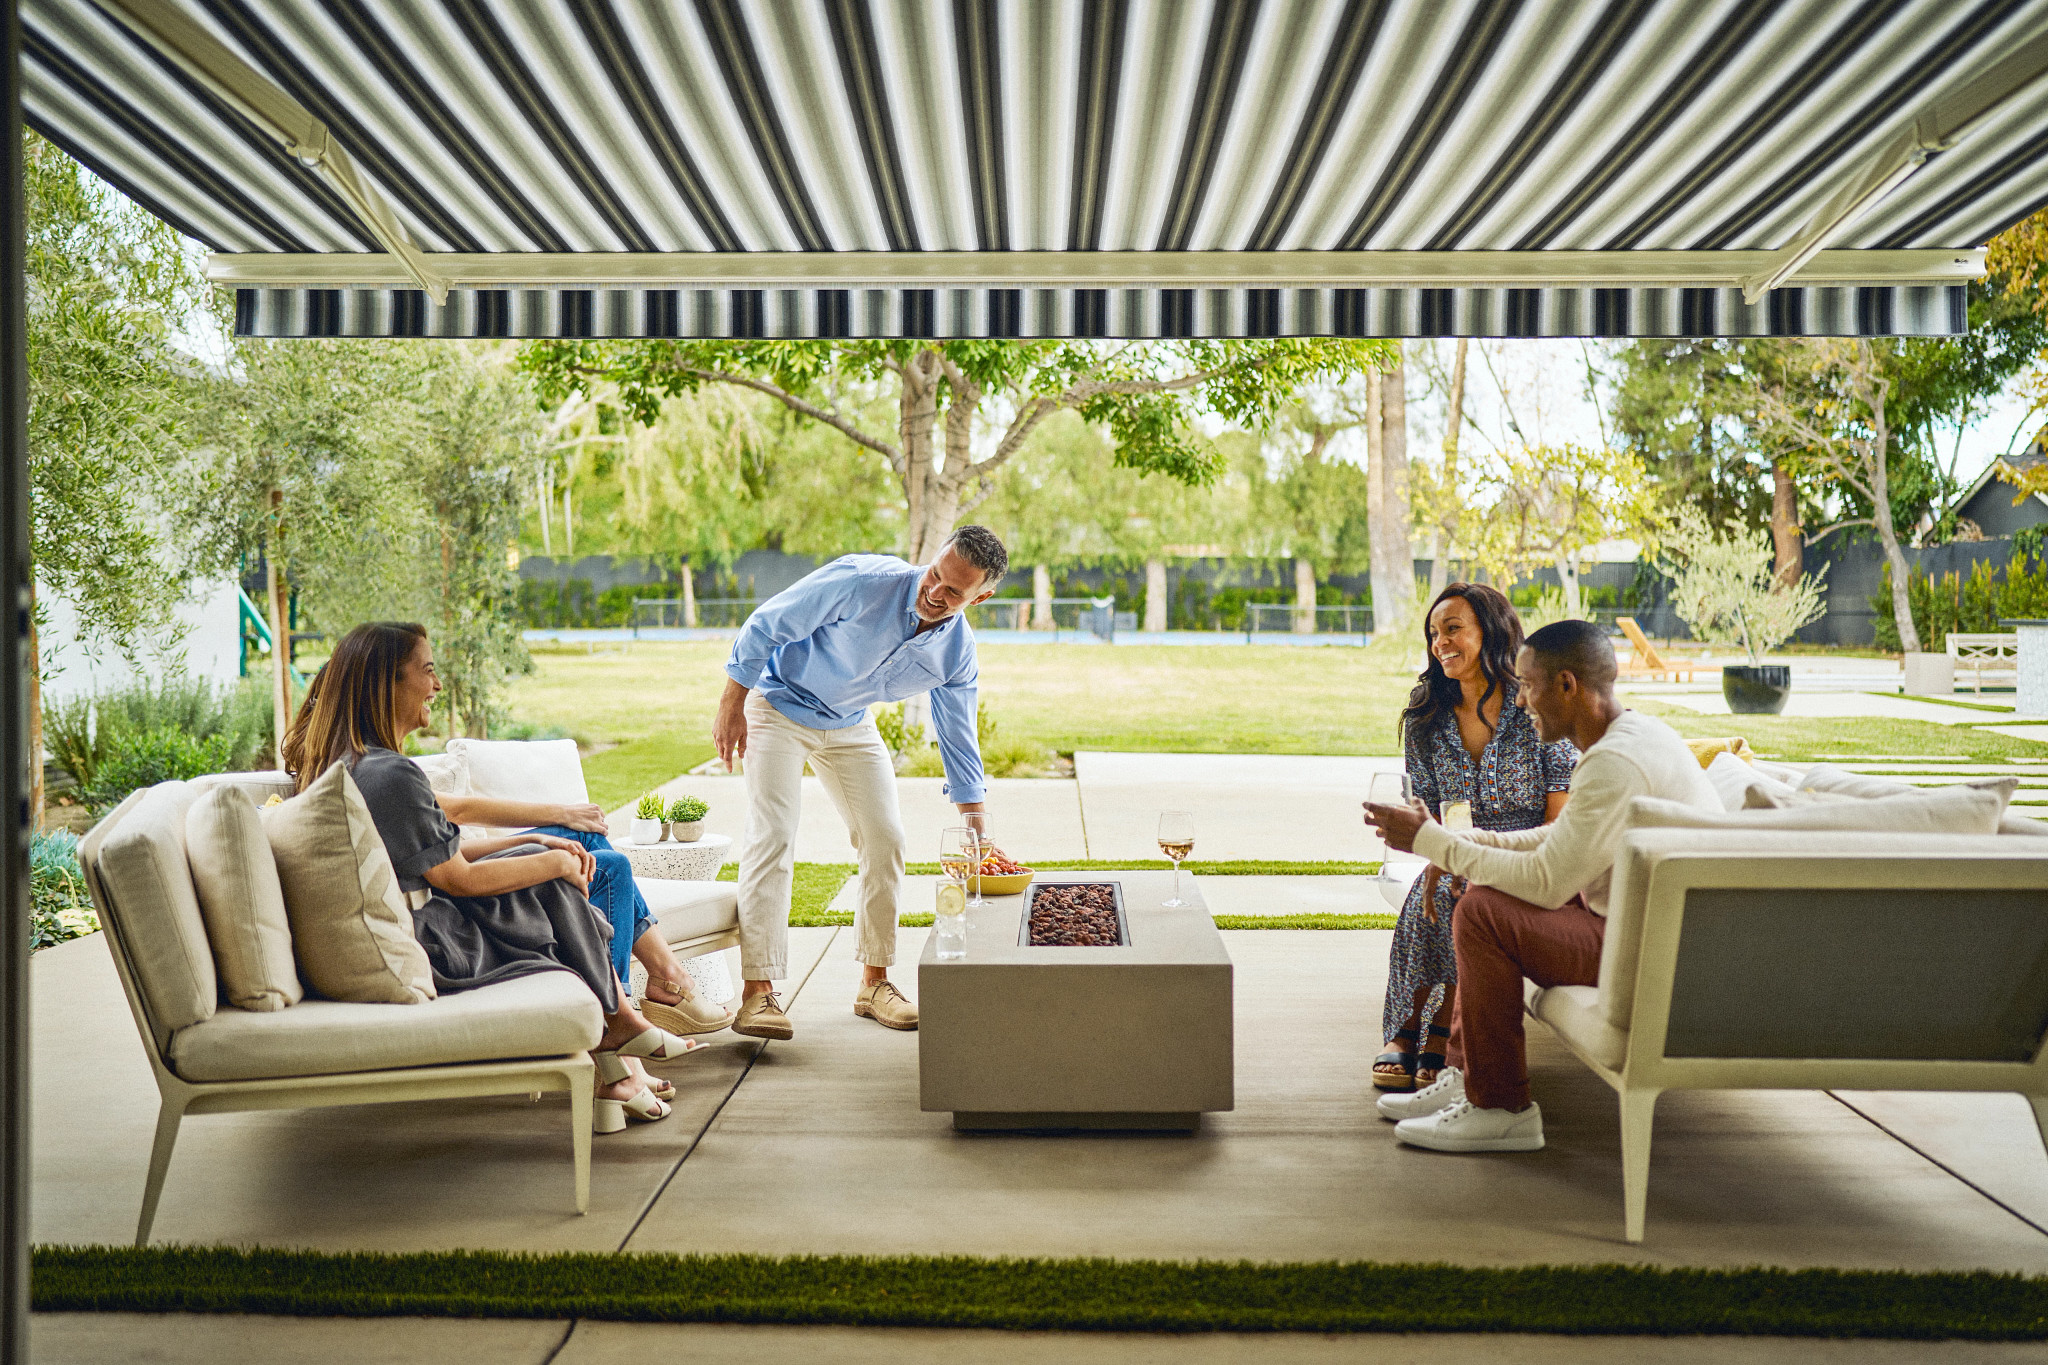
[280,622,428,791]
[1399,583,1525,744]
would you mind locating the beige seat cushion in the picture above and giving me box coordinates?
[637,879,740,943]
[83,782,215,1036]
[1527,982,1627,1072]
[169,969,602,1081]
[185,784,302,1012]
[261,763,435,1004]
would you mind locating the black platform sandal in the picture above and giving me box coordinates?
[1415,1022,1451,1086]
[1372,1027,1421,1091]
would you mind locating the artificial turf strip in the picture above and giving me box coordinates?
[31,1247,2048,1339]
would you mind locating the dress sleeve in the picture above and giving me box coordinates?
[1404,716,1442,819]
[348,749,463,891]
[1540,736,1580,793]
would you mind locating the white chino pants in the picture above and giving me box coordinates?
[737,691,905,980]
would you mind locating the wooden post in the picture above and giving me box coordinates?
[681,560,697,628]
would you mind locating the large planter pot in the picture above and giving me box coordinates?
[1722,664,1792,715]
[1902,651,1955,695]
[631,817,663,845]
[669,820,704,843]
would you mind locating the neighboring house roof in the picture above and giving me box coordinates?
[1955,438,2048,532]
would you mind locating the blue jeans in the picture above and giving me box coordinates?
[531,826,653,985]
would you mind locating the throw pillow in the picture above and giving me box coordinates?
[260,762,435,1004]
[185,784,302,1012]
[1628,781,2011,835]
[1685,736,1754,770]
[1705,751,1795,812]
[1741,785,1851,810]
[448,737,587,804]
[410,750,469,797]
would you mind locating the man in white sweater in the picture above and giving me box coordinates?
[1364,619,1718,1153]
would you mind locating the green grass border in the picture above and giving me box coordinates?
[715,862,1389,928]
[31,1246,2048,1339]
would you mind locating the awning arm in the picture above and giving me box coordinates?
[1742,27,2048,304]
[88,0,449,303]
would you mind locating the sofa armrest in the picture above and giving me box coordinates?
[1600,829,2046,1036]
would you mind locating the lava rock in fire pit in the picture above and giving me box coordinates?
[1027,883,1124,947]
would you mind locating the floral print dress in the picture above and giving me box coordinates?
[1382,686,1579,1044]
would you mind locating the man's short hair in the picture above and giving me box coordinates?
[943,524,1008,586]
[1523,619,1618,689]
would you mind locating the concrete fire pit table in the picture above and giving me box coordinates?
[918,871,1234,1132]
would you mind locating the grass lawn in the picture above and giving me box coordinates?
[505,640,2048,792]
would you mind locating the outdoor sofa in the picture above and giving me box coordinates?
[79,742,737,1245]
[1525,757,2048,1242]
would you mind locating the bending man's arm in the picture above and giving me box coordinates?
[1412,753,1643,910]
[927,671,988,809]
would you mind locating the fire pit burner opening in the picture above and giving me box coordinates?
[1024,882,1128,947]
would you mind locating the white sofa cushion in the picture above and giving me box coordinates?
[84,782,216,1036]
[260,762,435,1005]
[185,784,302,1012]
[168,968,602,1081]
[1627,782,2011,835]
[448,737,587,804]
[1527,982,1627,1072]
[411,750,469,796]
[637,878,740,944]
[1704,751,1802,812]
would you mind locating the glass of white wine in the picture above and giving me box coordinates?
[1158,810,1195,907]
[1367,772,1425,911]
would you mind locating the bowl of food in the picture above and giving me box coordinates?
[970,846,1034,896]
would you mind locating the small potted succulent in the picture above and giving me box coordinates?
[632,793,665,845]
[666,795,708,842]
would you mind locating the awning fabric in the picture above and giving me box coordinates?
[22,0,2048,340]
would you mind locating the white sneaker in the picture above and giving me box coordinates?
[1395,1099,1544,1153]
[1376,1065,1464,1121]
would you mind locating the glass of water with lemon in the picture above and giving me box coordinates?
[936,827,973,960]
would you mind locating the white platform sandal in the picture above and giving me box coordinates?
[603,1027,700,1063]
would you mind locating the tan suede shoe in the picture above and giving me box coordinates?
[732,991,794,1040]
[854,979,918,1030]
[639,976,735,1036]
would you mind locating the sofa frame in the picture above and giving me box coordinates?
[1531,829,2048,1243]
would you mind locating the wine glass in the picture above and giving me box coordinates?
[1367,772,1425,911]
[939,826,976,885]
[962,815,992,908]
[1158,810,1195,907]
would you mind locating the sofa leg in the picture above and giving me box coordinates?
[2027,1095,2048,1158]
[137,1096,187,1246]
[1618,1088,1660,1245]
[570,1079,592,1215]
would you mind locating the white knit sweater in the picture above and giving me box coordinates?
[1409,710,1718,916]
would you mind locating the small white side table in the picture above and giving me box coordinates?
[615,832,732,882]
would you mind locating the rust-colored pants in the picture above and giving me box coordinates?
[1445,885,1605,1112]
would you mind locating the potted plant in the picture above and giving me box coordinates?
[666,795,708,843]
[632,793,665,845]
[1661,507,1828,716]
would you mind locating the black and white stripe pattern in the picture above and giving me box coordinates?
[22,0,2048,337]
[235,282,1967,340]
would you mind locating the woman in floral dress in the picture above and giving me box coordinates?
[1373,584,1578,1092]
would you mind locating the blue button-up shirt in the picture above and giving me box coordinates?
[726,555,986,804]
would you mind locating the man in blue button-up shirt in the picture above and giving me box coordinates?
[714,526,1006,1039]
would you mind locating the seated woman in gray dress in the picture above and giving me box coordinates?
[1372,584,1577,1093]
[281,621,697,1134]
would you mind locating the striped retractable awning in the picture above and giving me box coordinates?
[21,0,2048,339]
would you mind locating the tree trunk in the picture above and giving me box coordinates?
[1770,460,1803,588]
[1555,556,1583,619]
[562,484,574,558]
[1368,352,1413,634]
[1293,556,1317,634]
[1858,342,1920,655]
[1032,564,1054,630]
[27,594,41,833]
[899,351,952,563]
[1144,559,1168,633]
[681,560,697,628]
[266,491,291,765]
[1430,340,1467,600]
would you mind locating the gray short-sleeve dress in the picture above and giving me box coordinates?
[1382,687,1577,1044]
[348,747,619,1011]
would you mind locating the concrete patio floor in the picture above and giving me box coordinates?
[29,899,2048,1360]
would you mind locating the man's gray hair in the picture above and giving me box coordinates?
[943,524,1009,585]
